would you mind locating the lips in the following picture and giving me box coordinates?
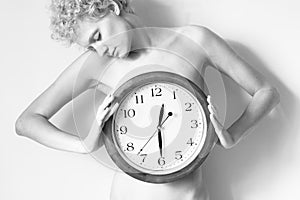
[105,47,117,57]
[112,47,117,57]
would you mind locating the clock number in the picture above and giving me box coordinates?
[135,95,144,104]
[151,87,162,97]
[175,151,183,160]
[124,109,135,118]
[119,126,127,134]
[191,120,199,128]
[187,138,195,146]
[126,142,134,151]
[185,102,193,111]
[158,157,166,166]
[173,91,176,99]
[140,154,147,163]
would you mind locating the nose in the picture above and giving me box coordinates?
[89,41,119,57]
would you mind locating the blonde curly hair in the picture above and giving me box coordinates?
[49,0,134,46]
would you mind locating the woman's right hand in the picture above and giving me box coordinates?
[83,93,119,153]
[15,48,120,154]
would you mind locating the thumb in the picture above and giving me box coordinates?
[209,113,223,133]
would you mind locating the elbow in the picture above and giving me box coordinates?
[272,87,281,106]
[15,116,25,136]
[15,112,32,136]
[265,86,280,107]
[257,86,280,107]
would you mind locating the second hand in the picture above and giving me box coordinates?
[137,112,173,155]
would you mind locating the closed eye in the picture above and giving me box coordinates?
[88,29,102,45]
[93,31,102,42]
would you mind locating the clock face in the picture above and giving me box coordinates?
[112,82,207,175]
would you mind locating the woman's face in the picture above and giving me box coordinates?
[75,12,133,58]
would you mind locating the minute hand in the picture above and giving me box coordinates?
[137,112,173,155]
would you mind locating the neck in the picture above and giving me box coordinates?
[121,12,154,54]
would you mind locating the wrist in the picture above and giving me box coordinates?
[217,128,235,149]
[82,135,99,154]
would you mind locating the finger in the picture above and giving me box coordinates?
[96,107,110,124]
[99,95,114,111]
[207,95,216,108]
[208,105,218,118]
[104,94,114,105]
[207,96,219,117]
[211,120,234,149]
[209,113,222,132]
[96,95,114,121]
[208,104,214,115]
[207,95,212,105]
[210,104,219,118]
[103,103,119,122]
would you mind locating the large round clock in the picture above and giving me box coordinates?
[101,71,217,183]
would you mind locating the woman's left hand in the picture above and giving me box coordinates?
[207,95,236,149]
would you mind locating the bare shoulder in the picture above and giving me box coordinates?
[16,49,112,119]
[181,25,274,94]
[176,24,224,49]
[51,49,112,94]
[71,49,114,89]
[176,25,209,36]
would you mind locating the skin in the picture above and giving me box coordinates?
[15,8,280,200]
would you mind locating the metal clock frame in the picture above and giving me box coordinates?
[102,71,217,183]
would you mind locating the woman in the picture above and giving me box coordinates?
[15,0,280,199]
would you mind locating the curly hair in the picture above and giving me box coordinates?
[49,0,134,46]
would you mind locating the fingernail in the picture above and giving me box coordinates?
[208,105,212,111]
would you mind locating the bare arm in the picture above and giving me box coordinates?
[192,25,280,148]
[15,50,112,154]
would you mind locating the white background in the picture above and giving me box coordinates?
[1,0,300,199]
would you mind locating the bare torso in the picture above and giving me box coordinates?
[89,25,211,200]
[110,167,209,200]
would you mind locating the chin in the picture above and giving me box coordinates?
[120,43,132,57]
[118,50,129,58]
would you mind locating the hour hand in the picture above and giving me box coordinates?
[158,104,164,127]
[158,127,163,157]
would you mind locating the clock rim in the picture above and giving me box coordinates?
[102,71,217,183]
[113,82,207,175]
